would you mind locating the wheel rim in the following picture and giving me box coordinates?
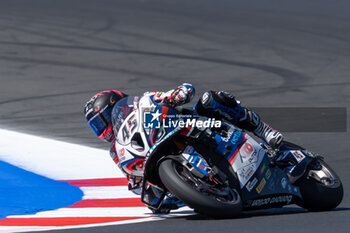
[308,162,336,186]
[172,161,238,204]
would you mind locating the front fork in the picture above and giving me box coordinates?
[141,154,203,211]
[141,151,226,211]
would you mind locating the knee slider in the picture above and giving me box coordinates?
[212,91,239,108]
[196,91,245,124]
[195,91,217,118]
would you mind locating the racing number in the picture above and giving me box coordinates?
[122,126,130,141]
[128,115,137,133]
[122,114,137,141]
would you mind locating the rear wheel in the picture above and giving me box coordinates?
[158,159,242,218]
[280,141,343,211]
[297,159,343,211]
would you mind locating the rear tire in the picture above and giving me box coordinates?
[297,159,343,211]
[281,141,343,211]
[158,159,242,218]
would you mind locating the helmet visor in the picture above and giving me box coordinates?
[101,107,112,124]
[87,106,112,136]
[88,114,107,137]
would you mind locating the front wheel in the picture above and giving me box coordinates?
[297,159,343,211]
[158,159,242,218]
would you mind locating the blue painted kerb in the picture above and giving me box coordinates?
[0,160,83,219]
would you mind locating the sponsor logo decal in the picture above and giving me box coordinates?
[201,92,210,104]
[119,148,125,157]
[230,130,241,144]
[222,128,234,142]
[222,128,242,144]
[251,195,293,207]
[281,177,288,189]
[293,186,298,193]
[117,148,127,162]
[291,150,306,162]
[246,177,258,192]
[256,178,266,194]
[248,149,260,164]
[238,164,255,181]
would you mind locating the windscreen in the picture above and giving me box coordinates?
[111,97,135,135]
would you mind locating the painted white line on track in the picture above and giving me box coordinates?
[81,186,138,199]
[0,128,194,233]
[0,128,121,179]
[6,207,154,218]
[5,206,193,218]
[0,217,161,233]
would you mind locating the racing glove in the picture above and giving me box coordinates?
[152,83,195,108]
[165,83,195,107]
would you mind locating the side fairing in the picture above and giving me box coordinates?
[213,127,301,203]
[213,127,264,188]
[231,134,265,188]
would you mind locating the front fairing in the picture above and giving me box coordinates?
[111,95,186,177]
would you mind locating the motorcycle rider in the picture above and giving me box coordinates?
[84,83,283,212]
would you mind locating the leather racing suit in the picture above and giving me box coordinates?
[108,83,283,212]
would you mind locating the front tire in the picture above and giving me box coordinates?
[158,159,242,218]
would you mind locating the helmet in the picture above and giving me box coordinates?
[84,90,126,142]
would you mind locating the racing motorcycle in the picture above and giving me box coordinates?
[112,96,343,218]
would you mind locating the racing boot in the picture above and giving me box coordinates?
[150,195,185,214]
[196,91,283,148]
[253,121,284,148]
[238,107,284,148]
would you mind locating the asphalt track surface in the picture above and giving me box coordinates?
[0,0,349,232]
